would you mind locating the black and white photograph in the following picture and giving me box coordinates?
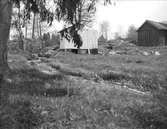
[0,0,167,129]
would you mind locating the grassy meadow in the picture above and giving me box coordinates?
[1,42,167,129]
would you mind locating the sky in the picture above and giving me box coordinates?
[10,0,167,39]
[94,0,167,38]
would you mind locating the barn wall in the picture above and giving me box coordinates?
[166,32,167,45]
[159,31,166,46]
[159,30,167,46]
[138,22,159,46]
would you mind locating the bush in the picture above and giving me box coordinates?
[131,73,167,92]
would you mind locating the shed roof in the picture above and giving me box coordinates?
[138,20,167,31]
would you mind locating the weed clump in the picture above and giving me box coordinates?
[98,71,129,81]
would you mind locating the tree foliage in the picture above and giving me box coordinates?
[11,6,26,48]
[100,20,110,40]
[10,0,111,48]
[56,0,97,48]
[127,25,137,43]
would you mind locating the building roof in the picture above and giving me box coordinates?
[138,20,167,31]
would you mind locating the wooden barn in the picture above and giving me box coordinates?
[137,20,167,46]
[60,30,98,54]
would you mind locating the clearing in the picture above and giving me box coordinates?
[1,42,167,129]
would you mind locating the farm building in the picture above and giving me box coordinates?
[59,30,98,54]
[137,20,167,46]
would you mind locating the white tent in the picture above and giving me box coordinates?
[60,30,98,50]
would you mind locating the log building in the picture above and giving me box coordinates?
[137,20,167,46]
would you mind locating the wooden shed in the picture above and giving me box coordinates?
[137,20,167,46]
[60,30,98,54]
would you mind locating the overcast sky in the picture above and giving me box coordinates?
[19,0,167,39]
[94,0,167,38]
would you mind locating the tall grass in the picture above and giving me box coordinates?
[1,63,167,129]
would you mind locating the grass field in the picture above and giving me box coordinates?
[1,43,167,129]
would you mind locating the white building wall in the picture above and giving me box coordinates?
[60,30,98,49]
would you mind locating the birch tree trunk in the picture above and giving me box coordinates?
[32,12,36,39]
[39,20,42,37]
[0,0,12,73]
[25,22,28,38]
[18,7,24,50]
[36,14,39,37]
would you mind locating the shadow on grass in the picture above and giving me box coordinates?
[3,81,70,97]
[0,100,43,129]
[9,68,64,81]
[126,105,167,129]
[1,68,78,101]
[51,64,83,77]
